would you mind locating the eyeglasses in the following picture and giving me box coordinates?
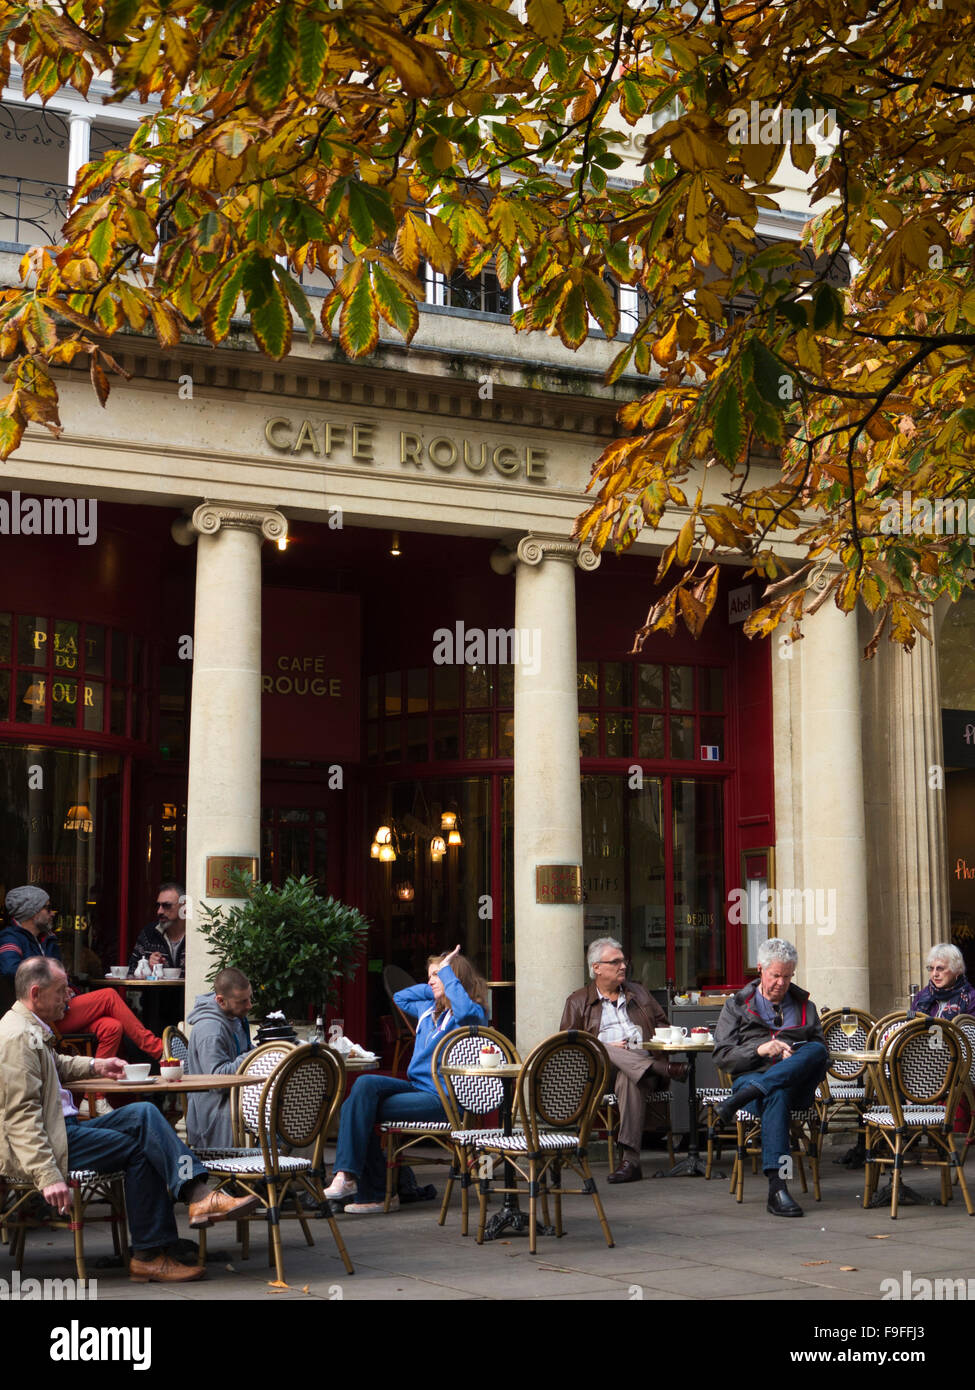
[156,901,178,911]
[599,957,627,967]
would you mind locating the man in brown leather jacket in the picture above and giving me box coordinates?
[560,938,686,1183]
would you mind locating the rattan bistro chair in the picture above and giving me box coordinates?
[161,1024,189,1063]
[863,1016,975,1218]
[0,1168,126,1286]
[198,1043,354,1282]
[467,1030,614,1254]
[431,1025,519,1234]
[816,1008,876,1155]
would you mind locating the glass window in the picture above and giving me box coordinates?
[579,713,599,757]
[83,681,105,732]
[384,671,401,715]
[407,717,427,762]
[0,670,7,720]
[627,778,666,993]
[669,666,694,709]
[700,667,724,711]
[637,663,663,708]
[366,723,379,764]
[85,623,105,676]
[605,714,631,757]
[433,717,459,760]
[54,619,80,674]
[670,715,696,759]
[465,715,492,759]
[637,714,664,758]
[433,665,460,710]
[366,674,379,720]
[672,779,725,988]
[577,661,598,708]
[499,713,514,758]
[700,715,724,760]
[110,688,127,736]
[602,663,631,706]
[406,668,428,713]
[383,721,401,763]
[111,631,128,682]
[465,665,493,708]
[0,613,11,664]
[497,665,514,706]
[51,677,78,727]
[17,672,47,722]
[17,616,46,667]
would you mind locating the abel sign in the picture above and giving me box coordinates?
[261,588,360,760]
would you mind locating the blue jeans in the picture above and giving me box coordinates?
[65,1103,207,1251]
[732,1042,829,1174]
[333,1075,446,1202]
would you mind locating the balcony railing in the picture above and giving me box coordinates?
[0,175,70,247]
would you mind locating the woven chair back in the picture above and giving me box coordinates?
[867,1011,909,1048]
[821,1009,874,1079]
[431,1025,519,1127]
[262,1044,345,1167]
[881,1017,966,1116]
[953,1015,975,1086]
[517,1030,608,1151]
[162,1026,189,1063]
[234,1041,296,1142]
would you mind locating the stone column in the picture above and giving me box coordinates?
[513,534,599,1051]
[182,501,287,1010]
[774,579,870,1011]
[864,625,949,1010]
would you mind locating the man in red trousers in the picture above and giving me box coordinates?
[0,885,163,1069]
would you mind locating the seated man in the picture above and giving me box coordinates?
[127,882,187,1037]
[560,937,686,1184]
[186,967,254,1149]
[712,937,829,1217]
[0,886,163,1070]
[0,957,259,1282]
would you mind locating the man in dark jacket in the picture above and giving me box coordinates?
[127,882,186,1035]
[561,938,686,1184]
[185,967,253,1148]
[712,937,828,1217]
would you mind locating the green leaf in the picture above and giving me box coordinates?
[242,258,291,357]
[296,13,327,96]
[88,217,114,273]
[812,282,844,331]
[102,0,140,41]
[371,262,418,339]
[559,282,588,349]
[252,6,296,111]
[749,340,787,407]
[205,258,247,341]
[582,270,618,337]
[340,271,379,356]
[273,261,317,345]
[713,378,744,464]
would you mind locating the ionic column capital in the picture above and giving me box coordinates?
[516,534,600,572]
[190,500,288,545]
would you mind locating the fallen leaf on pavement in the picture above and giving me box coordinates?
[801,1260,830,1266]
[868,1234,892,1239]
[840,1266,858,1272]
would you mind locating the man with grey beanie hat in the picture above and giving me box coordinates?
[1,885,162,1075]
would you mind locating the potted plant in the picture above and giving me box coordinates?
[197,871,370,1021]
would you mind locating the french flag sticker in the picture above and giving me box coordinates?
[700,745,720,761]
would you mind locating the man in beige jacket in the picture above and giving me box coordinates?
[0,957,258,1282]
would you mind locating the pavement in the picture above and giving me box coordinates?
[5,1134,975,1304]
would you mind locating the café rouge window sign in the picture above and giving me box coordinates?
[264,415,548,482]
[206,856,258,898]
[536,864,583,905]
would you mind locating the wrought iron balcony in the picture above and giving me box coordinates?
[0,175,70,248]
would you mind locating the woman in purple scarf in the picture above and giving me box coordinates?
[910,944,975,1020]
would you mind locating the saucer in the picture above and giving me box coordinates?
[117,1076,157,1084]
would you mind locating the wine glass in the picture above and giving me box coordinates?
[840,1005,857,1040]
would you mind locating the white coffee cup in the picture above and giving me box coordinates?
[123,1063,151,1081]
[110,966,128,978]
[479,1048,503,1068]
[160,1063,183,1082]
[161,968,181,980]
[653,1029,671,1042]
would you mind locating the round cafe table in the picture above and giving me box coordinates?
[95,976,184,989]
[641,1037,716,1178]
[65,1072,261,1097]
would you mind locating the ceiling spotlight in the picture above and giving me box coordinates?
[390,532,401,556]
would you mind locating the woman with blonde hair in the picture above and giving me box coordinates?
[323,945,486,1213]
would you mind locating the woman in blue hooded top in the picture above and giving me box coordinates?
[324,944,487,1213]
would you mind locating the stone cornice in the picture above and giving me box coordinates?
[191,500,288,543]
[517,534,600,571]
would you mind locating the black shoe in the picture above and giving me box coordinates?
[607,1159,643,1184]
[714,1097,742,1129]
[767,1188,804,1217]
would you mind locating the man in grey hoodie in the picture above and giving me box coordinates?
[186,967,253,1149]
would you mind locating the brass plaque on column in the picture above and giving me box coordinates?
[206,856,258,897]
[535,865,583,904]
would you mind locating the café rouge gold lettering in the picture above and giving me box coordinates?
[264,416,547,482]
[262,654,342,698]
